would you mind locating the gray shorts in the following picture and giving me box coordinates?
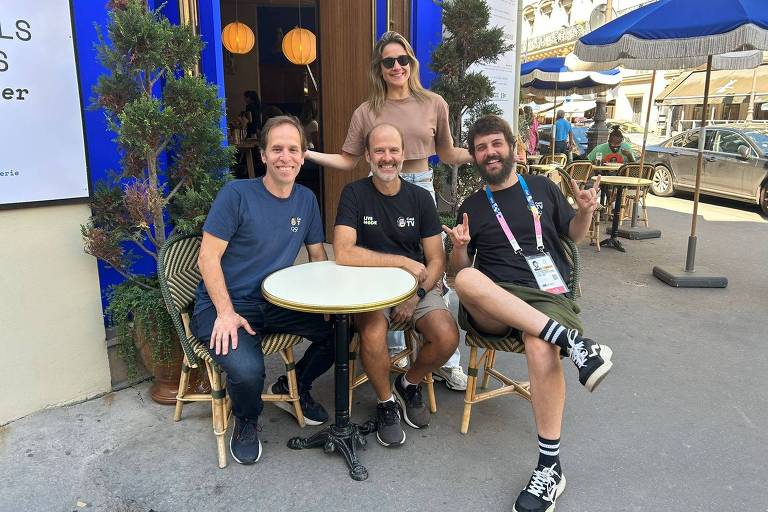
[380,285,448,327]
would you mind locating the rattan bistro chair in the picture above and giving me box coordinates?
[157,233,306,468]
[459,236,581,434]
[348,321,437,414]
[620,163,654,226]
[539,153,568,166]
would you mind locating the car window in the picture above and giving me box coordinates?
[716,130,751,155]
[743,130,768,154]
[676,130,715,150]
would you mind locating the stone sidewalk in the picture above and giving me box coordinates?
[2,195,767,512]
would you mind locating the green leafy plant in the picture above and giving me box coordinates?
[82,0,234,371]
[430,0,513,215]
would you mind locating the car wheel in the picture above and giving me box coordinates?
[651,165,674,197]
[760,185,768,216]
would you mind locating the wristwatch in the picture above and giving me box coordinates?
[416,287,427,299]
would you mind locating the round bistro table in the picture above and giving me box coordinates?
[262,260,417,481]
[592,176,653,252]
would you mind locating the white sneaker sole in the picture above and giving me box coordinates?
[273,400,325,426]
[230,435,262,465]
[512,475,566,512]
[432,370,468,391]
[584,346,613,392]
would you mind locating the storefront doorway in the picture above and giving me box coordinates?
[219,0,324,208]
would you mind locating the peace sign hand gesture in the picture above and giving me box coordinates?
[442,213,471,248]
[571,175,601,213]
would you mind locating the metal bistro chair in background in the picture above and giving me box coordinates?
[158,233,306,468]
[459,236,581,434]
[620,163,655,226]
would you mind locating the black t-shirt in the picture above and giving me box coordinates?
[335,177,442,264]
[457,175,575,289]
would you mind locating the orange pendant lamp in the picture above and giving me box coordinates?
[281,1,316,65]
[222,0,255,54]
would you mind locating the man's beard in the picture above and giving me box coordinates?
[370,160,403,181]
[477,154,516,185]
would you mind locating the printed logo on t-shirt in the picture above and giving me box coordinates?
[396,216,415,228]
[363,215,378,226]
[290,216,302,232]
[535,201,544,212]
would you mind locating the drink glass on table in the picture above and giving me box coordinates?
[596,152,603,165]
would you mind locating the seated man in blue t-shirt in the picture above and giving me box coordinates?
[191,116,334,465]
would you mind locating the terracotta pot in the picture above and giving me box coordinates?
[134,322,210,405]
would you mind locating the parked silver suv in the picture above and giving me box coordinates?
[644,125,768,215]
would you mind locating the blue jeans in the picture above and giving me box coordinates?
[191,302,334,420]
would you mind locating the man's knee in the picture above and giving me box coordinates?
[418,311,459,352]
[356,312,388,349]
[522,333,561,366]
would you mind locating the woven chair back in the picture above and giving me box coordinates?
[516,162,529,175]
[540,153,567,166]
[161,236,202,313]
[565,162,593,182]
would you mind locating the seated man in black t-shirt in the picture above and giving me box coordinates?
[334,123,459,448]
[444,115,613,512]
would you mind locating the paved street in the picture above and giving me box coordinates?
[2,195,767,512]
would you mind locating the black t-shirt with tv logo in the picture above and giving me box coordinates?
[335,177,442,264]
[457,175,575,289]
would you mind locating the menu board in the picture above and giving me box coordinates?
[467,0,518,126]
[0,1,89,208]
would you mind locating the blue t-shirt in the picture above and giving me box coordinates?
[554,118,572,142]
[193,178,324,315]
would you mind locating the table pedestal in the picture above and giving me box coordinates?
[617,190,662,240]
[287,313,376,481]
[600,186,626,252]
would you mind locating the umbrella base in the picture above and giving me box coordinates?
[652,265,728,288]
[617,226,661,240]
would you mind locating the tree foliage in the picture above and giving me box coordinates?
[430,0,513,214]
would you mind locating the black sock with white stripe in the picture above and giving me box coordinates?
[537,435,561,469]
[539,319,579,352]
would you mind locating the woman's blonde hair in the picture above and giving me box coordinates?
[367,31,428,114]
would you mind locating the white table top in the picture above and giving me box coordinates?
[592,176,652,186]
[261,261,417,314]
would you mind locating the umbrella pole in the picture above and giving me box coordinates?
[551,81,558,160]
[653,55,725,287]
[686,56,712,272]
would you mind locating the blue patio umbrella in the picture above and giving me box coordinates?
[521,57,621,158]
[574,0,768,288]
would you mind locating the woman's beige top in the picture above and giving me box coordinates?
[342,91,454,161]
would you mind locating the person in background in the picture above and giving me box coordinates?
[300,98,320,150]
[243,90,262,138]
[524,106,539,156]
[554,110,576,162]
[304,31,471,391]
[587,125,637,165]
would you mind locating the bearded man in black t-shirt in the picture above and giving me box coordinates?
[445,115,613,512]
[334,123,459,448]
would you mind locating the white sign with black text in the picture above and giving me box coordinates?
[0,1,89,207]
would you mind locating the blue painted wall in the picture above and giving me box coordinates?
[411,0,442,89]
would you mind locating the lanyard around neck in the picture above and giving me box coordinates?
[484,175,544,254]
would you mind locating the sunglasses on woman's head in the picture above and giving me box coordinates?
[381,55,410,69]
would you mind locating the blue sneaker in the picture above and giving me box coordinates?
[230,416,262,465]
[271,376,329,426]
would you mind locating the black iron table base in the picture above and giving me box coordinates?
[287,313,376,481]
[600,186,627,252]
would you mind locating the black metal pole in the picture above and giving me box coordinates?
[333,313,350,429]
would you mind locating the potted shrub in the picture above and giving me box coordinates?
[82,0,234,403]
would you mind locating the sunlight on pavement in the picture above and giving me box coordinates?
[646,195,768,224]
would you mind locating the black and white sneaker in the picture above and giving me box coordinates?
[568,334,613,392]
[230,416,262,465]
[513,463,566,512]
[393,374,430,428]
[271,376,329,426]
[375,400,406,447]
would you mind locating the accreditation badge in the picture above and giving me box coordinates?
[524,252,569,294]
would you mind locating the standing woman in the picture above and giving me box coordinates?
[524,106,539,155]
[305,31,471,391]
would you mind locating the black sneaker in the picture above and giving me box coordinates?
[568,336,613,392]
[230,416,262,465]
[271,376,328,426]
[513,463,566,512]
[393,374,430,428]
[375,400,406,447]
